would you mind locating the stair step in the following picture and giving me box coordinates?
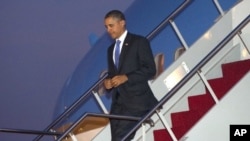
[222,59,250,79]
[171,110,201,128]
[188,93,215,111]
[172,125,190,140]
[208,77,230,99]
[153,129,173,141]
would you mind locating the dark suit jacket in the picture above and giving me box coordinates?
[107,32,158,111]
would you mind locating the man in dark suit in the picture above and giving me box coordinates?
[103,10,158,141]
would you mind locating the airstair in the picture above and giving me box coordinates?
[1,0,249,141]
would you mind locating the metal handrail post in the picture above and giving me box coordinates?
[92,90,109,114]
[213,0,225,16]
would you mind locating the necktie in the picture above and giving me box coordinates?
[114,40,121,68]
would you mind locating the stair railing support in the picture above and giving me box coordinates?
[237,32,250,55]
[169,19,189,50]
[197,70,219,103]
[141,123,146,141]
[92,90,109,114]
[213,0,225,16]
[156,109,178,141]
[69,133,78,141]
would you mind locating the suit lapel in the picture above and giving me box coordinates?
[118,33,132,70]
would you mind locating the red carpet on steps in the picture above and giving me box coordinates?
[153,59,250,141]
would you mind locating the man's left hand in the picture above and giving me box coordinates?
[111,74,128,87]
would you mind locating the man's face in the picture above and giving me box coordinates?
[104,17,125,39]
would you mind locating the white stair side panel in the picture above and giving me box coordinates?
[92,124,111,141]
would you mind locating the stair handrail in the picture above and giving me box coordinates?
[0,128,61,136]
[146,0,192,40]
[122,14,250,141]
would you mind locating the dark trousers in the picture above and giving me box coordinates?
[110,101,148,141]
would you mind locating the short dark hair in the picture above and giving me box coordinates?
[104,10,126,21]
